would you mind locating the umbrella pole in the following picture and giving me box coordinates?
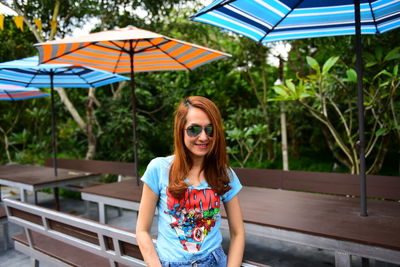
[354,0,367,216]
[129,42,139,185]
[50,71,58,177]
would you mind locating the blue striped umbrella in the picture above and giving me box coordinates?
[191,0,400,216]
[191,0,400,43]
[0,84,50,101]
[0,56,129,176]
[0,56,128,88]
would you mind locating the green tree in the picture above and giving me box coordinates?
[272,49,399,174]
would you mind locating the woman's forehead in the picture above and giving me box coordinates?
[185,108,211,125]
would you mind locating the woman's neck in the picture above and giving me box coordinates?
[191,156,204,169]
[187,156,205,186]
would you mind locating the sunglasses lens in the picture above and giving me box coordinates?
[205,126,213,137]
[187,125,202,137]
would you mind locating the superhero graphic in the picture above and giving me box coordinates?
[165,188,220,253]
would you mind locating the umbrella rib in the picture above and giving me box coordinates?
[368,0,380,34]
[148,39,191,70]
[41,42,94,63]
[26,69,42,87]
[134,39,171,53]
[112,40,129,73]
[189,0,237,19]
[93,38,172,54]
[259,0,305,44]
[93,41,131,54]
[5,91,15,101]
[70,68,95,87]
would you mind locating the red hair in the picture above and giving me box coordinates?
[168,96,231,199]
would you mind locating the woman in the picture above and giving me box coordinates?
[136,96,245,267]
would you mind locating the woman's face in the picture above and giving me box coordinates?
[183,107,213,161]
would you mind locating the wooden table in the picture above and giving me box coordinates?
[81,181,400,266]
[0,164,98,210]
[81,179,142,223]
[228,187,400,266]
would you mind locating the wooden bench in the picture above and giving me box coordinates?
[232,167,400,266]
[4,198,269,267]
[0,204,9,250]
[233,167,400,200]
[4,198,146,266]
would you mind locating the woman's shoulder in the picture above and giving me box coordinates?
[227,166,237,177]
[148,155,174,168]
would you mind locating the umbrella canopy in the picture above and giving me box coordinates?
[191,0,400,216]
[0,56,129,176]
[0,56,128,88]
[34,26,230,73]
[190,0,400,43]
[34,26,231,181]
[0,84,50,101]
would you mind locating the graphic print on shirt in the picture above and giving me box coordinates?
[165,188,220,253]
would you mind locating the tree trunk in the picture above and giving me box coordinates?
[278,57,289,170]
[288,122,300,159]
[367,133,391,174]
[85,88,96,160]
[280,102,289,170]
[112,80,127,100]
[0,128,12,163]
[49,0,61,41]
[321,127,352,171]
[54,87,87,132]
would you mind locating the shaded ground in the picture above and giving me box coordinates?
[0,187,398,267]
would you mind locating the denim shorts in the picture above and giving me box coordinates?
[160,246,227,267]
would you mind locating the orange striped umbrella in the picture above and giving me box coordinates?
[35,26,230,180]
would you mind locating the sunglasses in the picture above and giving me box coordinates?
[185,124,213,137]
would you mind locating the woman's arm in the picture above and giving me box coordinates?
[224,194,245,267]
[136,183,162,267]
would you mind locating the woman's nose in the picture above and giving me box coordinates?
[198,129,208,140]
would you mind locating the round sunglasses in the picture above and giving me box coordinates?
[185,124,213,137]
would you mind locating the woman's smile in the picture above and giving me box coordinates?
[195,143,209,149]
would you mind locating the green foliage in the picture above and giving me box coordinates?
[270,45,400,174]
[0,1,399,176]
[0,15,37,61]
[225,107,275,167]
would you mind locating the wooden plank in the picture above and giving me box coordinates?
[81,179,143,202]
[45,158,135,176]
[120,241,144,260]
[365,174,400,200]
[13,232,111,267]
[48,219,99,245]
[282,171,359,195]
[233,167,283,188]
[9,207,43,226]
[232,167,400,200]
[228,187,400,251]
[0,165,97,186]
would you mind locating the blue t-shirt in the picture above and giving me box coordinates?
[141,155,242,262]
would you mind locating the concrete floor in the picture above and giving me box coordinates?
[0,187,398,267]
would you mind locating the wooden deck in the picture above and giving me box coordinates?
[81,180,400,254]
[229,187,400,251]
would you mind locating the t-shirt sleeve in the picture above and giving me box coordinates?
[221,168,243,203]
[140,158,161,195]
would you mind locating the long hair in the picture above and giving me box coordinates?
[168,96,231,199]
